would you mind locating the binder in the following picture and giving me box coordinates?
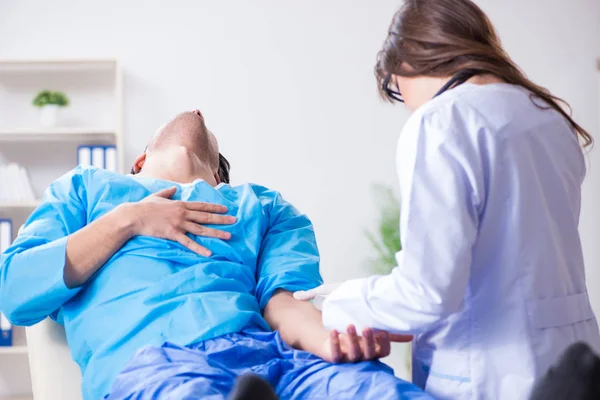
[105,146,117,172]
[8,163,26,201]
[0,312,12,347]
[0,164,36,201]
[0,219,12,254]
[19,165,36,201]
[78,146,92,166]
[91,147,105,169]
[0,165,5,202]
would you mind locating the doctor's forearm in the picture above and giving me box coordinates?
[63,203,137,288]
[322,274,448,334]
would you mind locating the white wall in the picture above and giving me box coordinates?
[0,0,598,391]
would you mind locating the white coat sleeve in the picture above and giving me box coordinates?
[322,110,484,334]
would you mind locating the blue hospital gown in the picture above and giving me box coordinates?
[0,168,429,400]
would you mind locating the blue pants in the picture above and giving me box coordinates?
[107,331,432,400]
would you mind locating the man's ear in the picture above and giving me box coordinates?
[131,153,147,174]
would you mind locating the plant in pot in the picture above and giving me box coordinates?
[32,90,70,127]
[364,183,411,375]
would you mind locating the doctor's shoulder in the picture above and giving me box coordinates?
[398,96,483,149]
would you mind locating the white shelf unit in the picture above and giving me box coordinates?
[0,202,40,209]
[0,128,117,142]
[0,397,33,400]
[0,58,123,399]
[0,347,28,355]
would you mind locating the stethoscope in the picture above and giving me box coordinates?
[383,69,480,103]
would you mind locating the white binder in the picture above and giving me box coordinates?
[0,219,12,254]
[78,146,92,166]
[91,147,105,169]
[105,146,117,172]
[0,312,12,346]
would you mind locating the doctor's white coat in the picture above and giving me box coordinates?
[322,83,600,400]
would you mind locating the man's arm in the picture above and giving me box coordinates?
[63,186,233,288]
[254,188,397,362]
[1,171,233,326]
[1,168,95,325]
[264,290,389,362]
[263,290,330,356]
[63,204,134,288]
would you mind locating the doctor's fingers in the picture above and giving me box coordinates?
[182,222,231,240]
[293,284,338,300]
[292,289,317,301]
[184,208,237,225]
[389,334,414,343]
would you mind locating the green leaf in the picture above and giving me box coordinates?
[364,183,402,274]
[32,90,70,107]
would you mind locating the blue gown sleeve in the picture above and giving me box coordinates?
[0,168,88,326]
[253,188,323,311]
[322,107,484,334]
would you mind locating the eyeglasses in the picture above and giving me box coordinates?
[382,75,404,103]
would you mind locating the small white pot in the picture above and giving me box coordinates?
[39,104,61,127]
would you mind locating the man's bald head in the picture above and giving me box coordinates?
[147,111,219,170]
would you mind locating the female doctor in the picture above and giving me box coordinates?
[294,0,600,399]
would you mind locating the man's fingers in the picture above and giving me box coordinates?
[184,201,230,215]
[374,331,391,358]
[186,209,236,225]
[175,232,211,257]
[389,334,414,343]
[346,325,361,362]
[182,222,231,240]
[329,330,342,363]
[362,328,376,360]
[152,186,178,199]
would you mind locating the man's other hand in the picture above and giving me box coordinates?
[318,324,413,363]
[127,187,236,256]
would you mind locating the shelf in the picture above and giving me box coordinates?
[0,58,118,73]
[0,397,33,400]
[0,128,116,142]
[0,201,41,209]
[0,346,28,355]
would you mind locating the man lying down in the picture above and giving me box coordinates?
[0,110,431,400]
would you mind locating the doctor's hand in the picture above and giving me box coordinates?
[293,283,341,301]
[127,187,236,256]
[319,325,411,363]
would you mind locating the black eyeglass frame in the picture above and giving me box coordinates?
[382,75,404,103]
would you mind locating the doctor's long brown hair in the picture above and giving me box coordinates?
[376,0,593,147]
